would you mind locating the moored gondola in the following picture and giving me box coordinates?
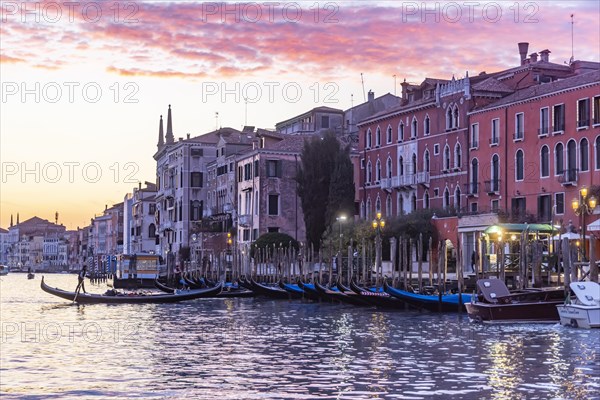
[250,278,299,299]
[383,281,471,312]
[349,280,405,309]
[314,280,370,306]
[297,280,322,301]
[41,276,223,304]
[155,279,255,298]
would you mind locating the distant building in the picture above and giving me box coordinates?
[275,106,344,136]
[124,182,158,255]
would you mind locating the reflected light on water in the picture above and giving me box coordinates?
[1,275,599,399]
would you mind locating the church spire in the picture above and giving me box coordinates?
[157,115,164,148]
[165,104,174,144]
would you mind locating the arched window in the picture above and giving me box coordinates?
[443,187,450,209]
[366,129,372,148]
[398,194,404,216]
[148,223,156,238]
[375,196,382,213]
[191,200,202,221]
[411,117,418,138]
[555,142,564,176]
[540,145,549,177]
[398,122,405,142]
[424,115,430,136]
[423,190,430,209]
[471,159,479,194]
[516,149,524,181]
[424,150,430,173]
[375,127,381,147]
[386,195,392,216]
[398,156,404,176]
[454,143,462,169]
[567,139,577,181]
[366,161,372,183]
[454,186,462,209]
[376,159,381,181]
[386,125,393,143]
[444,145,451,171]
[411,153,417,175]
[595,136,600,170]
[411,194,417,212]
[386,157,392,179]
[453,105,459,128]
[580,138,589,172]
[491,154,500,192]
[360,201,365,219]
[446,106,453,130]
[366,198,372,220]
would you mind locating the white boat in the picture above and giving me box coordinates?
[0,265,9,276]
[557,282,600,329]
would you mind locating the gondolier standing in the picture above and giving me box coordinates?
[76,264,87,294]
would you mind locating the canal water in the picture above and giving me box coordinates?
[1,274,598,399]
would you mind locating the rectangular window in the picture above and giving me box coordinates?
[268,194,279,215]
[253,229,258,240]
[514,113,524,140]
[254,160,259,177]
[244,164,252,180]
[360,158,365,169]
[593,96,600,125]
[433,144,440,155]
[238,166,243,182]
[433,188,439,197]
[470,123,479,149]
[554,193,564,215]
[491,199,499,213]
[243,229,250,241]
[577,98,590,128]
[511,198,526,220]
[149,204,156,215]
[539,107,549,136]
[491,118,500,145]
[470,202,478,213]
[537,194,552,222]
[268,227,280,233]
[321,115,330,129]
[552,104,565,133]
[267,160,282,178]
[191,172,203,188]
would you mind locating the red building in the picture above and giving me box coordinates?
[355,42,600,275]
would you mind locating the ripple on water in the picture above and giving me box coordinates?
[1,274,599,399]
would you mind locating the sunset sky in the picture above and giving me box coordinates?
[1,0,599,230]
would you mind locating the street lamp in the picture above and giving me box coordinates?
[571,186,597,260]
[372,212,385,286]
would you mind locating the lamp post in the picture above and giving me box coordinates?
[372,212,385,286]
[336,215,347,279]
[571,186,597,261]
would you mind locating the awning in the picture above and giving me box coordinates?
[588,218,600,232]
[483,223,554,235]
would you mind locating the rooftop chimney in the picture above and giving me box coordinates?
[539,49,550,63]
[187,133,190,139]
[518,42,529,65]
[367,90,374,102]
[529,52,538,63]
[400,79,409,101]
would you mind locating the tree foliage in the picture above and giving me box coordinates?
[297,131,355,251]
[250,232,299,258]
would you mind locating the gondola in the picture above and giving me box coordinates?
[154,279,255,298]
[183,276,204,289]
[238,277,253,291]
[349,280,405,309]
[296,280,322,301]
[278,280,305,297]
[250,278,299,299]
[41,276,223,304]
[383,281,471,312]
[314,280,370,306]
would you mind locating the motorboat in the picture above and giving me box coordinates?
[556,281,600,329]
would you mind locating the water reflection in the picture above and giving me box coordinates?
[1,275,599,399]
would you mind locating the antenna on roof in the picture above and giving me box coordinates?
[350,93,354,109]
[360,73,366,102]
[244,98,248,126]
[215,112,219,130]
[393,74,397,96]
[569,14,575,64]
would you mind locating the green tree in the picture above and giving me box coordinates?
[250,232,299,258]
[297,132,354,252]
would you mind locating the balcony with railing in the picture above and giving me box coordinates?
[484,179,500,194]
[465,182,479,197]
[558,168,578,186]
[238,214,252,227]
[380,177,393,190]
